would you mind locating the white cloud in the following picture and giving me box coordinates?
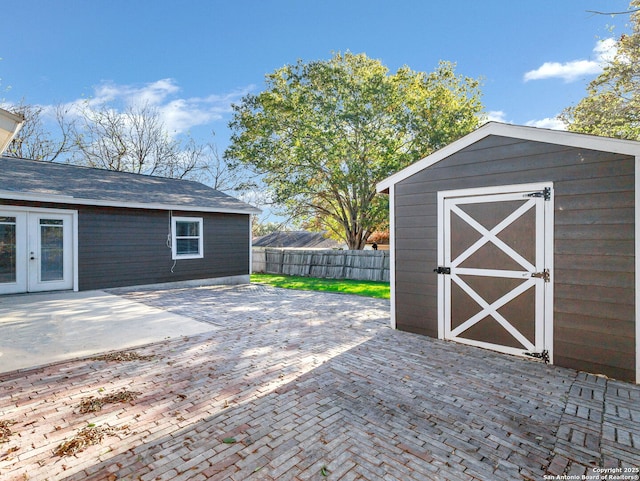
[158,86,255,134]
[159,99,219,134]
[485,110,509,123]
[525,117,567,130]
[89,78,180,107]
[523,38,617,83]
[593,37,617,63]
[58,79,253,135]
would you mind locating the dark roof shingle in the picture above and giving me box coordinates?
[253,231,342,249]
[0,156,260,214]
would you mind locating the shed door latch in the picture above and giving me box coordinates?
[526,187,551,201]
[524,350,550,364]
[531,269,550,282]
[433,266,451,275]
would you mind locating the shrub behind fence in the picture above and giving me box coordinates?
[252,248,390,282]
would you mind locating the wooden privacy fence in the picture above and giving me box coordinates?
[252,248,390,282]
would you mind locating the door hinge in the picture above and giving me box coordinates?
[531,269,550,282]
[526,187,551,201]
[433,266,451,275]
[524,350,550,364]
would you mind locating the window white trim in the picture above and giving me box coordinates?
[172,217,204,260]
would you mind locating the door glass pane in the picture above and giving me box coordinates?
[0,217,17,283]
[40,219,64,281]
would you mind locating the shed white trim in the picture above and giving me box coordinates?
[377,122,640,193]
[388,184,396,329]
[436,182,554,362]
[636,156,640,384]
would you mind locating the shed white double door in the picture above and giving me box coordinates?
[0,208,76,295]
[437,184,553,361]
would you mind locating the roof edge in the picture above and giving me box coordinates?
[0,190,262,215]
[377,122,640,193]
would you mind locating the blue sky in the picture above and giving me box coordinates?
[1,0,633,152]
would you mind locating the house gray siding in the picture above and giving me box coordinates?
[394,135,636,382]
[77,207,250,290]
[0,200,250,291]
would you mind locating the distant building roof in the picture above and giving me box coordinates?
[0,156,260,214]
[253,231,343,249]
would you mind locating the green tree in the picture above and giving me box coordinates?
[225,52,483,249]
[561,0,640,139]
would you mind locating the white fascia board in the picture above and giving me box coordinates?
[377,122,640,193]
[0,108,25,154]
[377,126,490,193]
[492,122,640,155]
[0,190,262,215]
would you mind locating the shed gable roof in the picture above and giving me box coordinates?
[0,156,261,214]
[377,122,640,193]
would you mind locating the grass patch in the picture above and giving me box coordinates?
[251,273,389,299]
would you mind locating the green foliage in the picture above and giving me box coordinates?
[562,1,640,140]
[251,273,390,299]
[226,52,483,248]
[252,220,284,237]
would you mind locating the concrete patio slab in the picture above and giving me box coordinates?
[0,284,638,481]
[0,290,215,373]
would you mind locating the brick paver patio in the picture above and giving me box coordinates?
[0,284,638,480]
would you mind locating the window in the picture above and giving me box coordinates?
[172,217,204,259]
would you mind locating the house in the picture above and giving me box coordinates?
[0,154,260,294]
[377,122,640,383]
[253,230,344,249]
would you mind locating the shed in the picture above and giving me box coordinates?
[0,156,260,294]
[377,122,640,383]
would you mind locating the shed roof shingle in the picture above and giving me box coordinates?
[0,156,260,214]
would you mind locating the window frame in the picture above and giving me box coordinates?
[172,216,204,260]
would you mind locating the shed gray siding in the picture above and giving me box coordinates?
[394,135,636,382]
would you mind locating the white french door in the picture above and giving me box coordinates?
[0,208,76,294]
[437,184,553,362]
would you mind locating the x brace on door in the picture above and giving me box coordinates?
[448,199,539,352]
[438,186,552,359]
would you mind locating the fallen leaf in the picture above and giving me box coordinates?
[0,420,16,443]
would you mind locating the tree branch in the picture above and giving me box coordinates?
[586,9,640,15]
